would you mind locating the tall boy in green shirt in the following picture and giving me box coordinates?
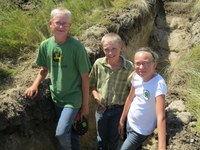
[25,7,91,150]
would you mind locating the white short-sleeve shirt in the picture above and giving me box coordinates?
[127,73,167,135]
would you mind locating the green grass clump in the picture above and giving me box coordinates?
[0,0,132,88]
[0,4,50,58]
[0,67,13,90]
[132,0,156,15]
[62,0,113,35]
[166,45,200,131]
[192,0,200,16]
[0,68,11,83]
[0,0,116,59]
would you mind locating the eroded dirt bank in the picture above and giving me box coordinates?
[0,0,200,149]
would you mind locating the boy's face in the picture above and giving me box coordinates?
[134,51,157,81]
[102,40,122,63]
[49,14,71,37]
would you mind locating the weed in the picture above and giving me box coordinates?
[165,45,200,131]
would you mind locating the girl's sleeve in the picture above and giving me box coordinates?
[156,80,167,97]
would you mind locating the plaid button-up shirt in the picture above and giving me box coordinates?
[89,55,134,105]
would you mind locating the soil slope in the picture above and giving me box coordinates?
[0,0,200,150]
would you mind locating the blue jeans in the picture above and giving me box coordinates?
[120,122,148,150]
[96,105,123,150]
[55,106,80,150]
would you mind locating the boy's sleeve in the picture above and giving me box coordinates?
[78,47,91,74]
[89,61,97,89]
[34,42,48,67]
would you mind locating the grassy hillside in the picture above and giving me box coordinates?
[166,44,200,131]
[0,0,126,88]
[0,0,158,59]
[0,0,151,87]
[0,0,132,58]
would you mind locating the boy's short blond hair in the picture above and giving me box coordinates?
[101,33,124,47]
[51,7,71,21]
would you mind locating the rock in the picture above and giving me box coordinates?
[168,29,192,52]
[176,112,192,125]
[166,100,185,112]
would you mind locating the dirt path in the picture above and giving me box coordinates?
[145,0,200,149]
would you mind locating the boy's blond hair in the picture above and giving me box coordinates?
[51,7,71,21]
[101,33,124,47]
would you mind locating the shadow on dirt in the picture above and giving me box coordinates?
[166,111,184,142]
[0,68,13,90]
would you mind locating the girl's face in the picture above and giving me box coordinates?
[134,51,157,82]
[102,40,122,64]
[49,14,71,37]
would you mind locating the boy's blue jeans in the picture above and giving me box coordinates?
[55,106,80,150]
[95,105,123,150]
[120,122,148,150]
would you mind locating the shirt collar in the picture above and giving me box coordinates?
[101,55,129,69]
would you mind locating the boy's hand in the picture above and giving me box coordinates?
[80,104,89,118]
[94,98,106,108]
[24,86,38,99]
[95,98,106,114]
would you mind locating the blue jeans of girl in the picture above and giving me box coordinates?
[55,106,80,150]
[120,122,148,150]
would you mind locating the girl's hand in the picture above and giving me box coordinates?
[118,121,125,140]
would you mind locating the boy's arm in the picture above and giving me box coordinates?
[118,86,135,136]
[91,88,103,105]
[80,72,90,117]
[25,66,48,99]
[91,87,106,113]
[156,95,166,150]
[91,88,100,101]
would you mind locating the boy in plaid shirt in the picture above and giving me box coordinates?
[90,33,133,150]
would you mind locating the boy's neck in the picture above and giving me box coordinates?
[54,34,69,44]
[107,57,122,70]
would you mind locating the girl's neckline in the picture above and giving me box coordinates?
[141,73,158,83]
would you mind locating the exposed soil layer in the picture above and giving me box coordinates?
[0,0,200,150]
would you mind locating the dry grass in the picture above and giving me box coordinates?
[193,0,200,16]
[133,0,155,15]
[165,45,200,131]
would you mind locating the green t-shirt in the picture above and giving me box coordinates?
[35,36,91,108]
